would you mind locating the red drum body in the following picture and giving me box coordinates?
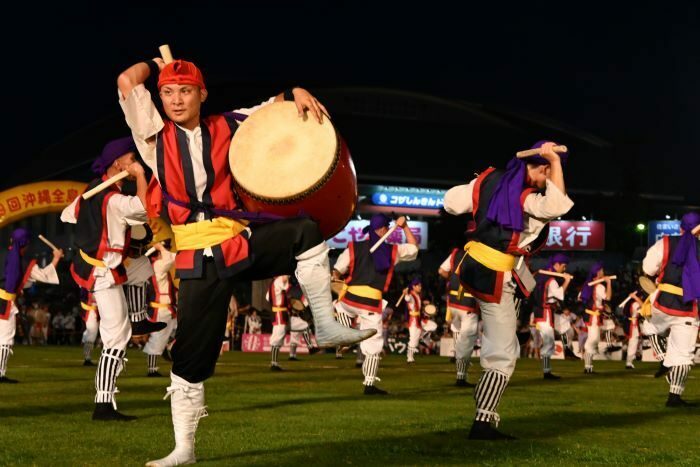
[229,102,357,239]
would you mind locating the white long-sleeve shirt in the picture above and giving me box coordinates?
[333,243,419,276]
[444,177,574,251]
[118,84,274,256]
[61,192,147,291]
[642,237,664,277]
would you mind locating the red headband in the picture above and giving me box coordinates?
[158,60,206,90]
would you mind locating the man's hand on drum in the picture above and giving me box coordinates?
[292,87,328,123]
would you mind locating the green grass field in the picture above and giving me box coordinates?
[1,346,699,466]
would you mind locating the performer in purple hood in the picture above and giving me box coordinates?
[0,228,62,383]
[444,140,573,440]
[333,213,418,395]
[642,211,700,408]
[579,261,612,374]
[532,253,572,380]
[61,136,150,420]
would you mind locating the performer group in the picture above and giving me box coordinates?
[0,50,697,466]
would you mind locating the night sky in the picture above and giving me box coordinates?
[5,3,699,203]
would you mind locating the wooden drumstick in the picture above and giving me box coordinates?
[587,275,617,287]
[516,145,568,159]
[82,170,130,200]
[369,224,399,254]
[144,241,164,257]
[159,44,174,64]
[38,235,59,252]
[395,292,406,308]
[618,291,638,309]
[537,269,572,280]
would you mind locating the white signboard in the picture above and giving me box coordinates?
[327,220,429,250]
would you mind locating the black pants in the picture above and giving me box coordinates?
[172,218,322,383]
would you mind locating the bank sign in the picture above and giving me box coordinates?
[648,220,681,244]
[327,220,429,250]
[543,221,605,251]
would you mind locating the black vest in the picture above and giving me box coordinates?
[70,178,129,291]
[446,249,477,311]
[342,241,397,312]
[532,276,563,320]
[458,168,549,303]
[656,235,700,314]
[0,257,35,320]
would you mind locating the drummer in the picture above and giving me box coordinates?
[332,214,418,395]
[117,57,374,466]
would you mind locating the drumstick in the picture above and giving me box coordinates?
[82,170,129,200]
[369,224,399,254]
[144,241,164,257]
[38,235,59,252]
[395,292,406,308]
[587,275,617,287]
[516,145,568,159]
[617,292,638,309]
[537,269,572,280]
[159,44,174,64]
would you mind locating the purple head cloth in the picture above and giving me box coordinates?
[91,137,137,175]
[362,214,392,273]
[671,212,700,303]
[537,253,570,288]
[409,276,422,288]
[486,140,568,232]
[4,228,32,296]
[580,261,604,304]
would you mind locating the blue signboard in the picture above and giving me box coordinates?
[370,186,446,209]
[648,220,681,244]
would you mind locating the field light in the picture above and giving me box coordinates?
[636,223,646,232]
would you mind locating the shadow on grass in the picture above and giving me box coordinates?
[200,409,687,466]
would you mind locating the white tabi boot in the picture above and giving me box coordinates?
[146,373,207,466]
[295,243,376,347]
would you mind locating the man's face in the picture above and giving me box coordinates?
[375,226,389,237]
[159,84,206,126]
[553,262,567,273]
[113,152,136,178]
[527,164,550,189]
[596,268,605,279]
[413,283,422,293]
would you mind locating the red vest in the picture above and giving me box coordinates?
[150,115,250,280]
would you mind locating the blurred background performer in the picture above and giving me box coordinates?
[619,291,644,369]
[0,228,62,383]
[439,248,480,387]
[333,214,419,395]
[266,274,292,371]
[143,242,178,377]
[118,56,373,466]
[641,212,700,407]
[532,254,572,380]
[80,289,99,366]
[61,137,148,421]
[579,262,612,374]
[444,141,573,440]
[404,277,424,364]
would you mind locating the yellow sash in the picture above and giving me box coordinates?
[80,250,106,268]
[80,302,96,312]
[409,311,421,317]
[640,296,653,318]
[172,217,249,251]
[150,302,171,309]
[272,306,288,312]
[463,241,517,273]
[0,288,17,301]
[585,309,600,317]
[450,290,473,298]
[445,307,453,322]
[658,283,684,297]
[339,284,383,302]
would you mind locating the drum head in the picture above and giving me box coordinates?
[639,276,657,295]
[424,304,437,316]
[230,101,338,201]
[290,298,305,312]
